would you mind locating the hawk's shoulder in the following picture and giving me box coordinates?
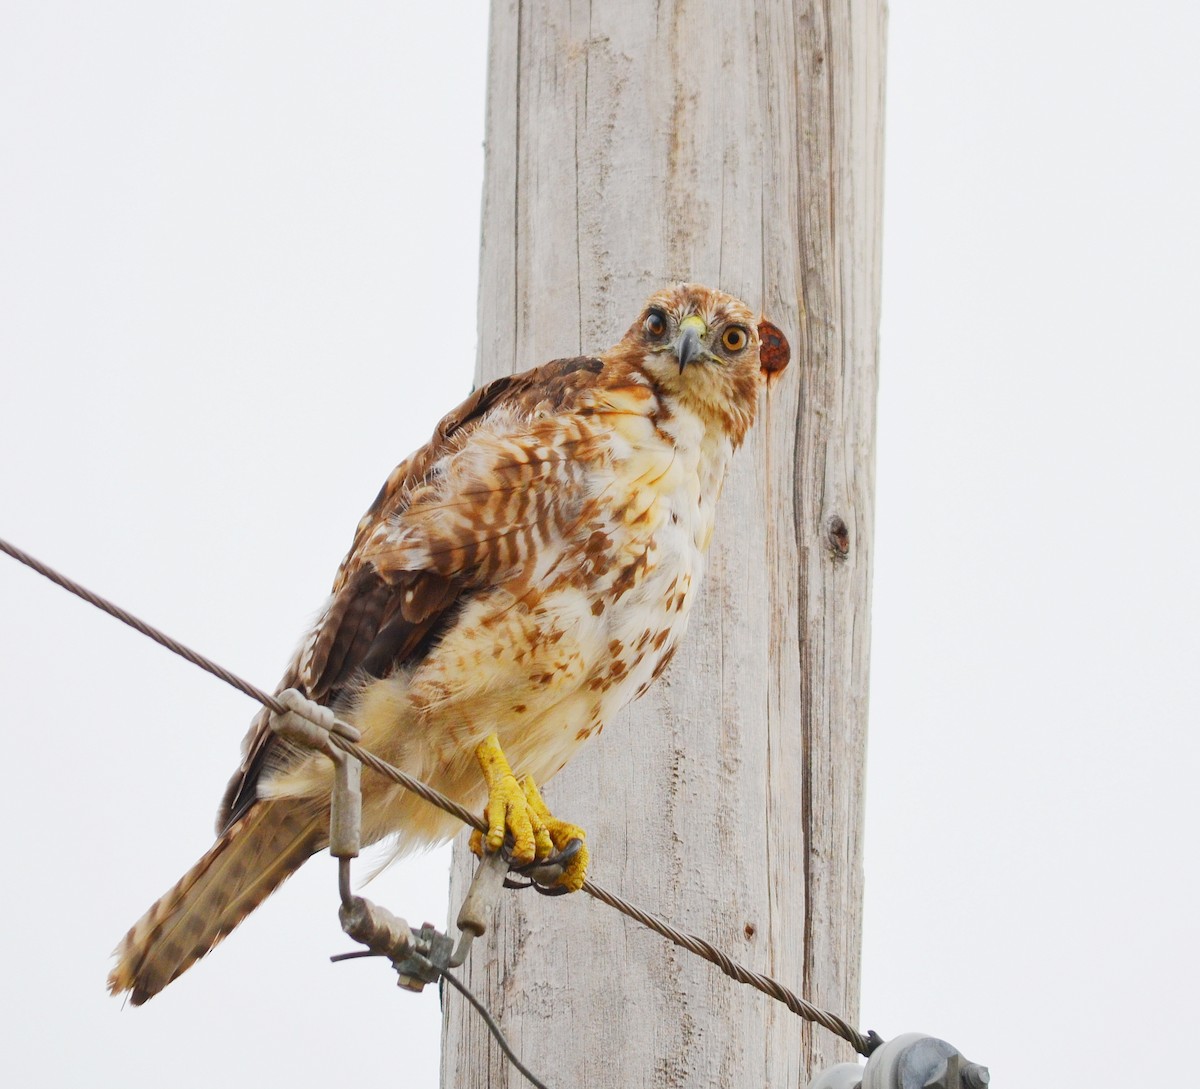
[359,355,605,533]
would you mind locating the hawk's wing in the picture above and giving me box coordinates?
[218,355,605,831]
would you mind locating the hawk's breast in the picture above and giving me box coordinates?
[485,389,730,781]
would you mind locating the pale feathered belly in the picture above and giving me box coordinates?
[391,530,693,740]
[335,511,706,854]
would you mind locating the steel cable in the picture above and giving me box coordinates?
[1,535,879,1057]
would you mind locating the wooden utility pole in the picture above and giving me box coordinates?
[442,2,885,1086]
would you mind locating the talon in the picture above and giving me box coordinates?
[521,777,589,892]
[545,836,585,869]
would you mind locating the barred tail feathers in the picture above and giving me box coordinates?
[108,800,323,1005]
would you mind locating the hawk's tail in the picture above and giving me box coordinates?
[107,800,324,1005]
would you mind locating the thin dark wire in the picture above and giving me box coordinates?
[0,537,287,716]
[1,534,880,1057]
[441,969,551,1089]
[0,536,482,829]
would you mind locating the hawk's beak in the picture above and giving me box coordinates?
[675,315,707,372]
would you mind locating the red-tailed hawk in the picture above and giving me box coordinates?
[108,282,790,1004]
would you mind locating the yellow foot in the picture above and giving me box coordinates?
[472,732,550,866]
[470,734,588,892]
[522,776,589,893]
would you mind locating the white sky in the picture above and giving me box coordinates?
[1,3,1197,1086]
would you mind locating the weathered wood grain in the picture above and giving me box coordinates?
[443,1,885,1085]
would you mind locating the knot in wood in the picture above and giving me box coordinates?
[826,515,851,559]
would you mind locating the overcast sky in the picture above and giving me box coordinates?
[2,3,1197,1087]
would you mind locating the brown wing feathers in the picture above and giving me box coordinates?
[305,567,465,701]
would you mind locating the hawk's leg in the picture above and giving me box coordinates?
[471,733,588,891]
[474,732,549,865]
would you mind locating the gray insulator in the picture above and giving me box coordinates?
[338,895,412,960]
[862,1033,990,1089]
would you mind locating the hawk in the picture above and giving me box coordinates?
[108,282,790,1004]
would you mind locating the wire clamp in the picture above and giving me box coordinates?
[267,687,361,761]
[394,923,456,992]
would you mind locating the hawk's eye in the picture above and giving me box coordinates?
[721,326,749,352]
[644,310,668,339]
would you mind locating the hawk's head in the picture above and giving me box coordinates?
[610,283,790,446]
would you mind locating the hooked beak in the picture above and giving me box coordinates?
[675,315,707,372]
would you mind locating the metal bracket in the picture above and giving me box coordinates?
[450,849,511,965]
[287,682,512,992]
[335,851,511,992]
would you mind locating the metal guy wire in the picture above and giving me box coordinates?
[0,534,881,1058]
